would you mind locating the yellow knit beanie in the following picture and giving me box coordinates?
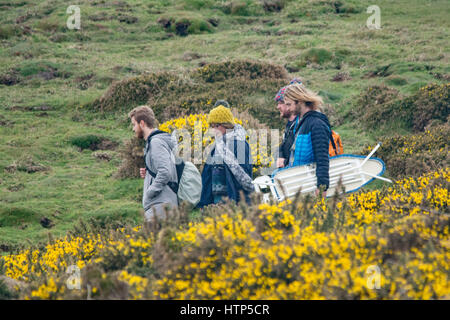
[207,105,235,125]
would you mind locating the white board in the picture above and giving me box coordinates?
[254,154,387,201]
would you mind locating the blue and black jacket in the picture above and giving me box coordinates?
[197,138,253,208]
[289,110,332,190]
[278,117,298,167]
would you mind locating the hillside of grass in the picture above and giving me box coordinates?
[0,0,449,253]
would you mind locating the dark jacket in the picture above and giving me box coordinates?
[289,111,332,190]
[278,117,298,167]
[197,138,253,208]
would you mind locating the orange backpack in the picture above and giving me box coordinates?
[329,130,343,157]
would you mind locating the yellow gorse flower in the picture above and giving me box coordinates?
[1,169,449,300]
[159,114,273,174]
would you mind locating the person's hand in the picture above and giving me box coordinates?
[315,189,327,198]
[140,168,146,179]
[276,158,285,168]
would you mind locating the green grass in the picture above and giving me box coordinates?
[0,0,449,249]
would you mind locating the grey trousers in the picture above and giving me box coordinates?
[144,203,176,222]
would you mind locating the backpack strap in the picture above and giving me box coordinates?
[175,160,185,185]
[314,117,337,153]
[143,130,179,194]
[330,130,338,153]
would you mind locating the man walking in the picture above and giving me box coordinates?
[128,105,178,222]
[275,78,302,168]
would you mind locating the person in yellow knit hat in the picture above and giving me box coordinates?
[207,105,235,131]
[197,105,254,207]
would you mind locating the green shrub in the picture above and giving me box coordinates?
[0,207,42,227]
[157,13,215,37]
[0,279,18,299]
[0,25,20,39]
[183,0,215,10]
[333,0,362,14]
[89,60,288,128]
[360,124,449,179]
[49,32,91,43]
[16,60,71,79]
[17,60,59,77]
[89,72,177,112]
[408,83,449,131]
[301,48,333,65]
[319,90,342,102]
[350,84,403,128]
[386,75,408,86]
[352,82,450,132]
[5,155,48,174]
[115,137,145,179]
[333,47,352,67]
[262,0,286,12]
[69,134,102,150]
[35,19,62,33]
[147,77,287,127]
[187,18,214,34]
[285,0,362,18]
[194,60,288,83]
[364,64,394,78]
[219,0,264,16]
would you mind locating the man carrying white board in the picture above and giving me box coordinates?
[283,83,331,198]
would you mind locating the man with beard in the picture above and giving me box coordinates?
[275,78,302,168]
[129,105,178,223]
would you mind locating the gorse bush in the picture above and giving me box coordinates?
[193,60,288,83]
[0,279,18,299]
[117,112,271,179]
[350,84,400,127]
[89,72,177,113]
[89,60,288,128]
[351,83,449,132]
[405,83,449,132]
[361,124,449,179]
[158,113,272,175]
[1,169,449,299]
[115,137,146,179]
[147,77,287,127]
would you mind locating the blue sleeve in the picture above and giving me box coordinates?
[310,119,330,190]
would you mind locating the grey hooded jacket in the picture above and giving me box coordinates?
[143,131,178,212]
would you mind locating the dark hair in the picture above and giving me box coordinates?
[213,100,230,108]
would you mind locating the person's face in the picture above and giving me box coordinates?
[131,117,144,139]
[285,98,307,116]
[284,98,298,115]
[276,100,291,119]
[210,123,226,136]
